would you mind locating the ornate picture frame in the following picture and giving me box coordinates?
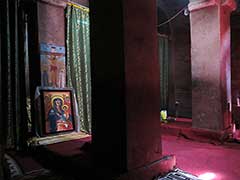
[37,88,76,136]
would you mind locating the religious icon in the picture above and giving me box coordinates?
[40,43,66,88]
[40,89,75,134]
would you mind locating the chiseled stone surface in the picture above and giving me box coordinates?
[38,0,89,45]
[123,0,162,170]
[190,1,235,130]
[91,0,163,178]
[38,2,65,46]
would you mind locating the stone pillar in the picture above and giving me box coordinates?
[122,0,162,169]
[90,0,175,179]
[189,0,236,131]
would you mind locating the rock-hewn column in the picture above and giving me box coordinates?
[90,0,175,179]
[189,0,236,130]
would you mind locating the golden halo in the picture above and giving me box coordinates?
[62,105,69,111]
[51,95,64,107]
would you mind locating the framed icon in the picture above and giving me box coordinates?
[39,88,76,135]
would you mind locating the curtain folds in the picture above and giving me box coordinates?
[1,0,28,150]
[159,36,169,110]
[66,5,91,133]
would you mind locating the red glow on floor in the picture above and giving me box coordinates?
[198,172,216,180]
[162,135,240,180]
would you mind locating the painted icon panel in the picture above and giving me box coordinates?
[40,43,66,88]
[41,89,75,134]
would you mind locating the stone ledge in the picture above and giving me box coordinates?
[161,121,231,144]
[27,132,90,147]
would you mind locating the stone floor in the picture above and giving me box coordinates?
[6,124,240,180]
[162,134,240,180]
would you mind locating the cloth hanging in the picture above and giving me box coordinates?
[0,0,28,150]
[158,36,169,110]
[66,5,91,133]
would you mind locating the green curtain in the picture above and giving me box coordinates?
[66,5,91,133]
[0,0,28,150]
[158,36,169,110]
[0,0,4,178]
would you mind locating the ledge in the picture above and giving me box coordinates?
[27,131,90,147]
[161,119,232,144]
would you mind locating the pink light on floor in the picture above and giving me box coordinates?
[198,172,216,180]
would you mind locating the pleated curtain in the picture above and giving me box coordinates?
[158,36,169,110]
[66,5,91,133]
[0,0,28,150]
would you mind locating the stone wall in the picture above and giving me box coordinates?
[37,0,89,87]
[38,0,89,45]
[231,13,240,129]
